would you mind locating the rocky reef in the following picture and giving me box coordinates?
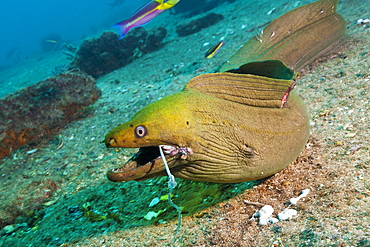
[173,0,236,17]
[69,27,167,77]
[0,71,101,160]
[176,13,224,37]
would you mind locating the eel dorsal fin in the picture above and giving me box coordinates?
[185,64,293,108]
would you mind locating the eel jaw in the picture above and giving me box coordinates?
[107,145,192,182]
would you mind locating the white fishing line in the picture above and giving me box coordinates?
[159,145,182,246]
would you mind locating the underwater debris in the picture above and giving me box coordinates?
[159,145,182,246]
[144,209,166,221]
[55,135,64,150]
[0,71,101,160]
[243,200,265,207]
[267,7,276,15]
[251,205,278,225]
[357,18,370,27]
[69,28,167,77]
[149,197,160,207]
[175,13,224,37]
[250,189,310,225]
[277,208,297,221]
[289,189,310,204]
[26,149,38,155]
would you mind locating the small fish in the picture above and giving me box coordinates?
[205,41,224,59]
[46,40,58,43]
[112,0,180,39]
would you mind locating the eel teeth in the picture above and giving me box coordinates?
[161,145,193,158]
[161,145,178,155]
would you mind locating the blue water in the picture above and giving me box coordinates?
[0,0,147,68]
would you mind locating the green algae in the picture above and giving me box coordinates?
[143,177,264,221]
[81,202,107,222]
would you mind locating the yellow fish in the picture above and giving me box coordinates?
[205,41,224,59]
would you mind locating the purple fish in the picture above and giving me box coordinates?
[112,0,180,39]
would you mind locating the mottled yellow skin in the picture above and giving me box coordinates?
[105,73,309,183]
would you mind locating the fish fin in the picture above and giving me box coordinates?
[219,0,347,72]
[134,0,158,16]
[154,0,179,8]
[111,21,131,39]
[185,70,292,108]
[226,60,295,80]
[164,0,180,5]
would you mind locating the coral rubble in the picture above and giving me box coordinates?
[175,13,224,37]
[0,71,101,160]
[69,27,167,77]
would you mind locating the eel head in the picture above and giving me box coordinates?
[104,92,196,182]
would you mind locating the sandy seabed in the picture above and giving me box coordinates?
[0,0,369,246]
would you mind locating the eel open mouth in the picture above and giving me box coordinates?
[107,145,192,182]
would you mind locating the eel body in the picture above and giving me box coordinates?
[105,71,309,183]
[104,0,347,183]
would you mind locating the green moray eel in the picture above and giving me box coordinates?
[105,62,309,183]
[103,0,347,183]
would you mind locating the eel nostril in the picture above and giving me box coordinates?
[108,138,116,146]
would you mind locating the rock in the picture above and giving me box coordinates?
[176,13,224,37]
[173,0,235,17]
[70,27,167,77]
[0,71,101,160]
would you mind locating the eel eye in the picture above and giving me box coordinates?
[135,126,146,138]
